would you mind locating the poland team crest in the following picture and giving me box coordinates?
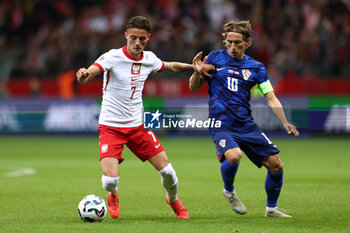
[242,69,251,80]
[131,63,141,75]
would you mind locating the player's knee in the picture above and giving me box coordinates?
[268,161,284,173]
[277,161,284,172]
[149,151,170,171]
[101,175,119,193]
[225,149,242,165]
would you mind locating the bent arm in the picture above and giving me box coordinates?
[76,65,101,84]
[189,71,205,92]
[265,91,299,136]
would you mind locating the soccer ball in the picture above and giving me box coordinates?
[78,194,107,222]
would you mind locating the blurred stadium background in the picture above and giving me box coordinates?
[1,1,350,232]
[0,0,349,134]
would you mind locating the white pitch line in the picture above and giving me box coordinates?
[3,167,36,177]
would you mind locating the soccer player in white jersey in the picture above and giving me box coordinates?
[76,16,213,219]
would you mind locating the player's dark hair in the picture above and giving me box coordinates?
[126,16,151,33]
[222,20,252,47]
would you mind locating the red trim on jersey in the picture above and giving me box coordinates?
[216,145,222,161]
[93,63,104,74]
[157,61,165,73]
[105,70,110,91]
[122,46,144,61]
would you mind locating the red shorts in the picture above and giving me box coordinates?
[98,124,164,163]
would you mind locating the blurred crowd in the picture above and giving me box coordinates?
[0,0,350,86]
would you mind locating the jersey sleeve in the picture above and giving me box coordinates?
[150,52,165,73]
[93,50,115,74]
[206,51,217,65]
[256,64,274,95]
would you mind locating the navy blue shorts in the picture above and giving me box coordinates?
[210,125,280,168]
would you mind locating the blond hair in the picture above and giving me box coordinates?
[222,20,252,47]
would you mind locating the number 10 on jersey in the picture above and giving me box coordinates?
[227,77,238,92]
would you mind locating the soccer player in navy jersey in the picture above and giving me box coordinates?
[189,20,299,217]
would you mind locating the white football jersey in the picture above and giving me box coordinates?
[94,46,164,127]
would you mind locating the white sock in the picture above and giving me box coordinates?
[101,175,119,195]
[158,163,178,203]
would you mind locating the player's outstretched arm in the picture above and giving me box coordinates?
[265,91,299,137]
[163,54,214,75]
[163,62,193,73]
[76,65,101,84]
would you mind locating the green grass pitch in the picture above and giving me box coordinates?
[0,135,349,233]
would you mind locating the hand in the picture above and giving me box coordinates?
[202,63,215,78]
[76,68,90,84]
[283,123,299,137]
[192,52,215,78]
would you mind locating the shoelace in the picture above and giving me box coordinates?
[268,208,286,213]
[228,193,238,203]
[276,208,286,212]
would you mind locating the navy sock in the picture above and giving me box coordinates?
[265,171,283,208]
[220,160,239,192]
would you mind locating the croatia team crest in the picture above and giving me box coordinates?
[219,139,226,148]
[131,63,141,75]
[242,69,251,80]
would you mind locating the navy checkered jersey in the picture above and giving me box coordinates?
[205,50,270,132]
